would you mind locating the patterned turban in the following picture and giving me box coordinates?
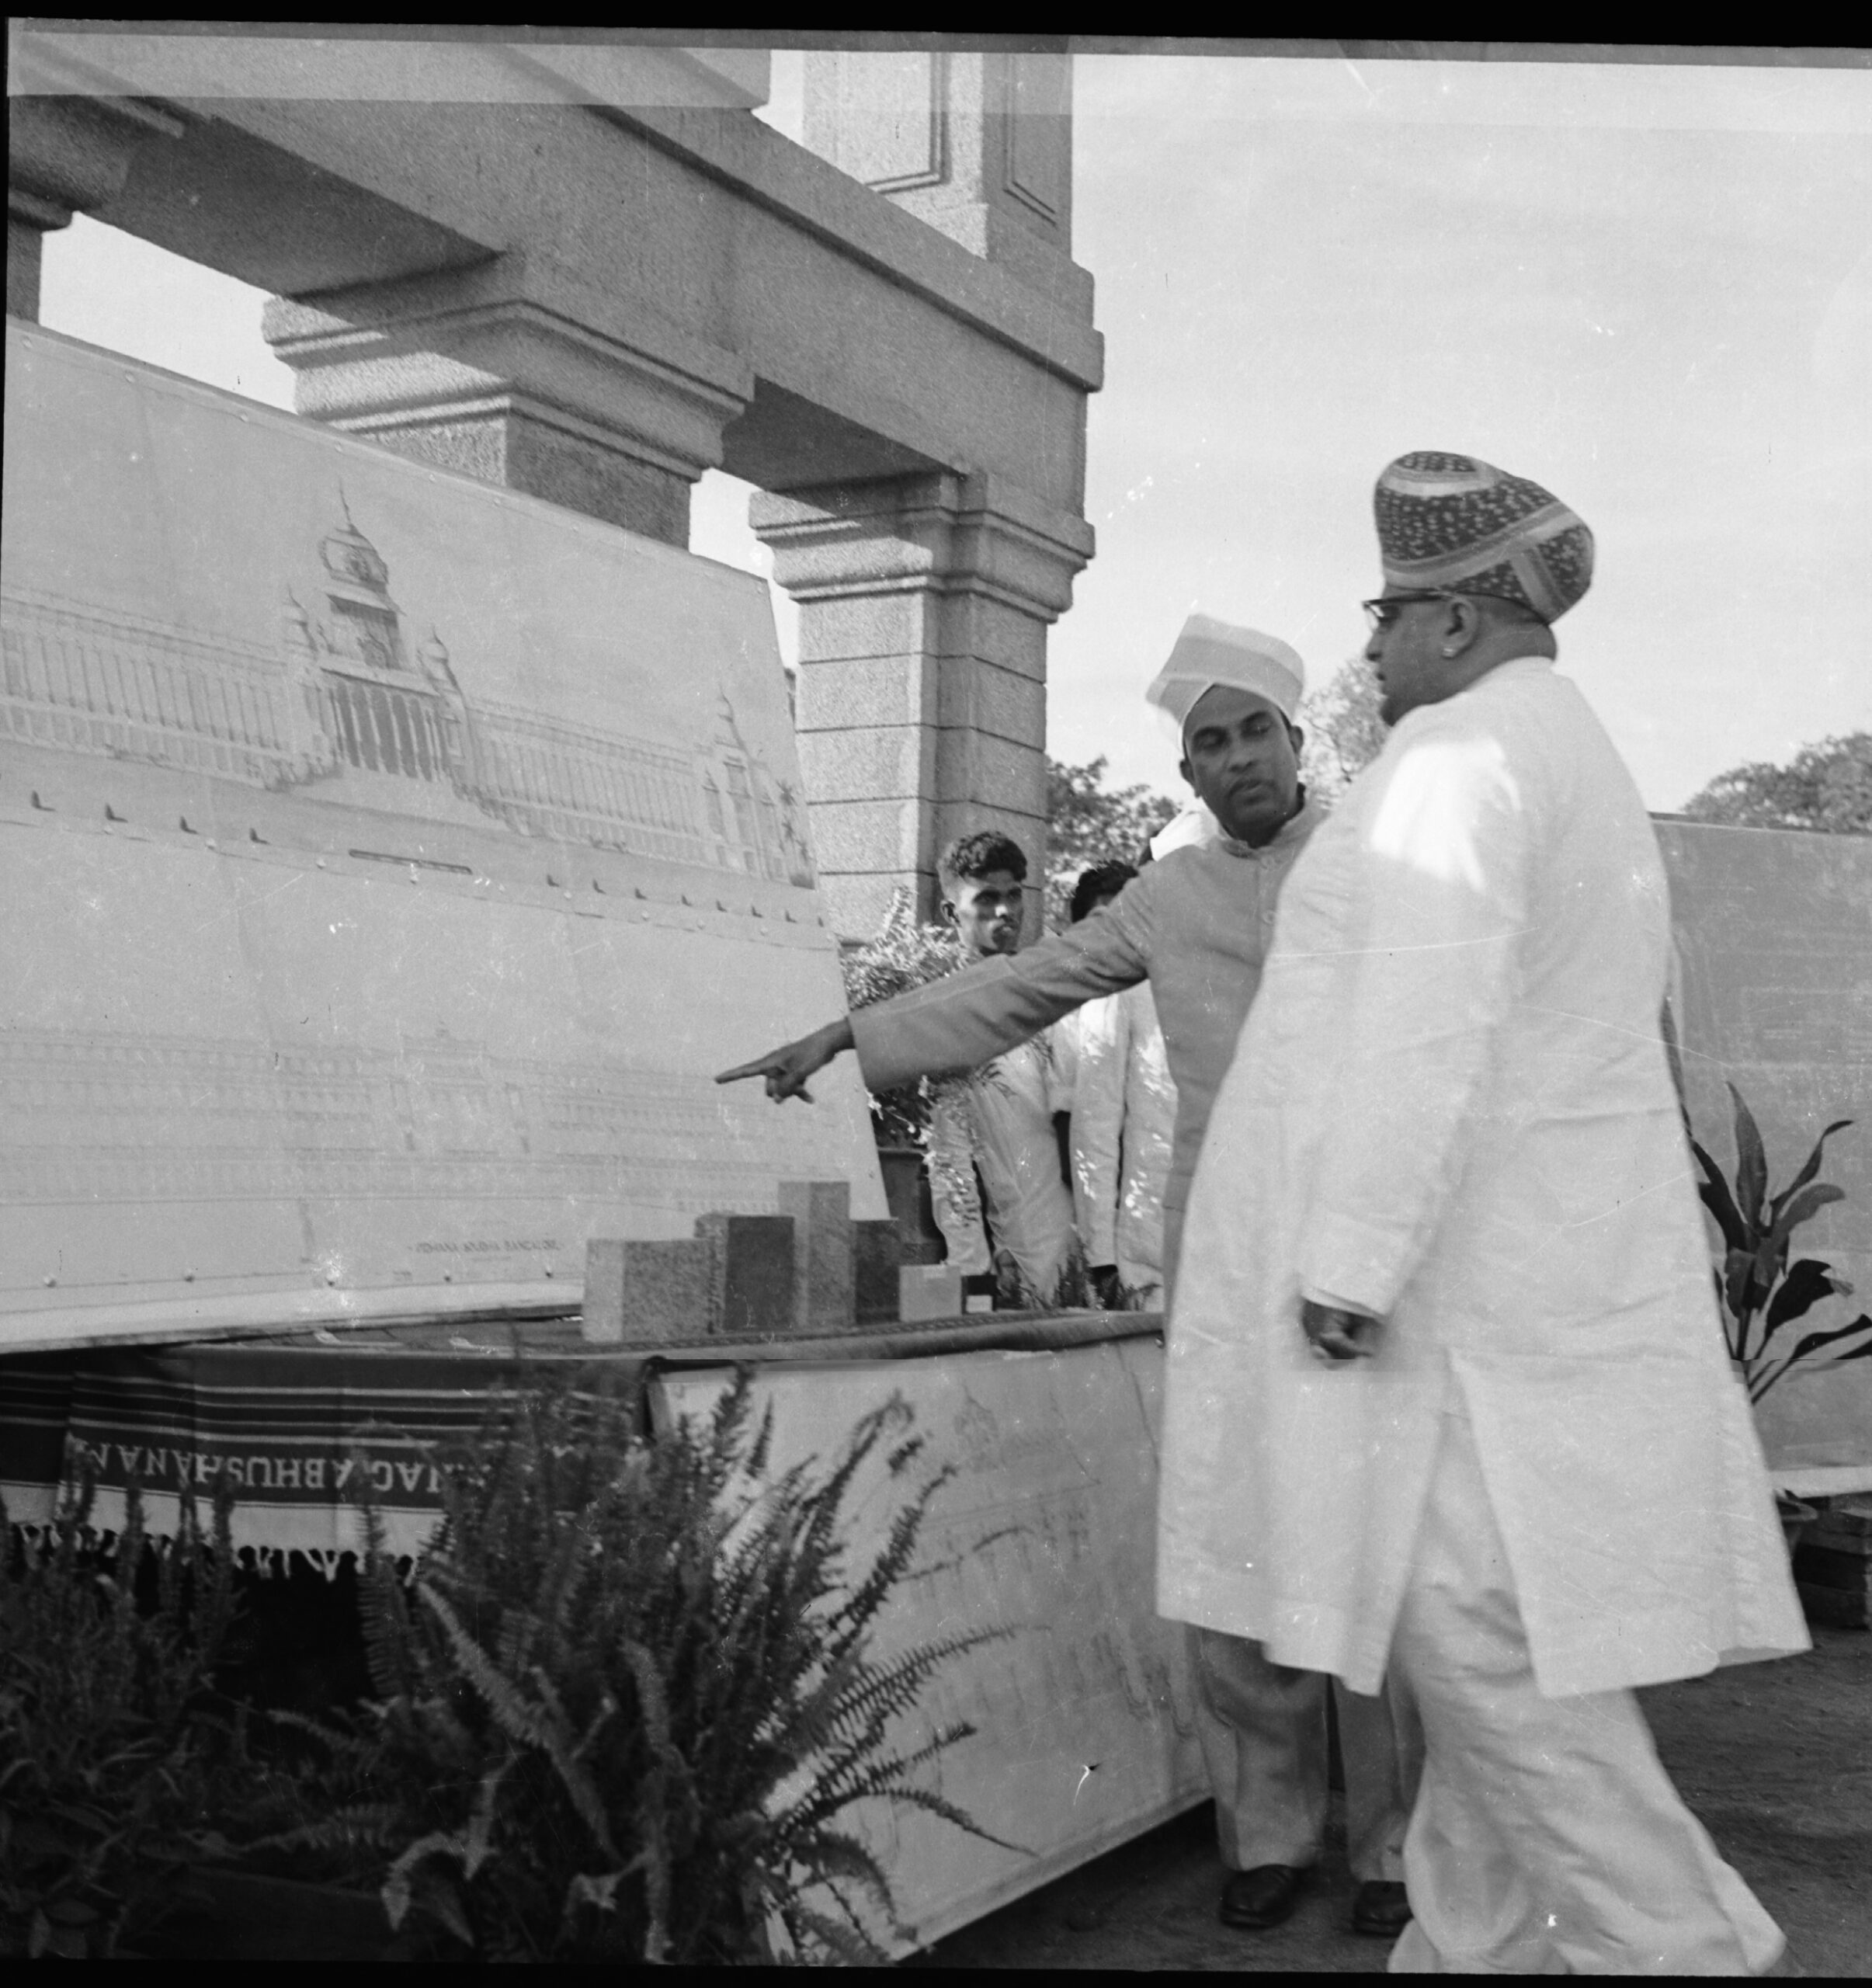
[1374,452,1594,623]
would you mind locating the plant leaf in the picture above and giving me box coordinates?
[1765,1183,1845,1260]
[381,1830,466,1934]
[1762,1258,1850,1337]
[1723,1248,1757,1333]
[1728,1083,1768,1228]
[1690,1140,1750,1254]
[1781,1315,1872,1368]
[1768,1119,1854,1225]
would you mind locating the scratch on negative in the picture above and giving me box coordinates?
[1280,926,1536,962]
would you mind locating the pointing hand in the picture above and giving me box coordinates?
[715,1018,856,1103]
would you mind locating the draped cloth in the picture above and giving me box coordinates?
[1058,982,1176,1294]
[1159,658,1807,1700]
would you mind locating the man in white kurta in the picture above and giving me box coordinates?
[1164,452,1809,1972]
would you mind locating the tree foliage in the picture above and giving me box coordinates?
[1682,732,1872,835]
[1044,756,1179,926]
[1297,656,1388,806]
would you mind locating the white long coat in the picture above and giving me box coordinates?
[1160,659,1808,1699]
[1058,983,1176,1288]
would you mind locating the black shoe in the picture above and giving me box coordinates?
[1218,1865,1308,1930]
[1350,1879,1412,1938]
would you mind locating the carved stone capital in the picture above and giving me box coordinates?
[751,471,1093,625]
[263,252,755,543]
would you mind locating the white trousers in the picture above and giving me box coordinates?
[1387,1402,1786,1976]
[1190,1624,1422,1881]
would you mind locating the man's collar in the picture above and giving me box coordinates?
[1217,787,1320,859]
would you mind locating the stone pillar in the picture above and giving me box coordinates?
[752,471,1093,942]
[262,251,753,545]
[8,90,183,320]
[802,50,1081,301]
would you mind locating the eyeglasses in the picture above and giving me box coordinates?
[1360,589,1471,631]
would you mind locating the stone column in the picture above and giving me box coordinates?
[262,251,752,545]
[8,89,183,321]
[753,471,1093,942]
[802,50,1082,303]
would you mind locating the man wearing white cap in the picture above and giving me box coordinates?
[721,615,1422,1941]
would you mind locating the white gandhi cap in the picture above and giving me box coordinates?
[1144,614,1307,732]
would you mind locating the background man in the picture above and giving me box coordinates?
[720,617,1419,1941]
[1162,453,1810,1972]
[924,830,1078,1308]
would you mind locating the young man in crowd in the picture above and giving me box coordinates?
[923,829,1078,1308]
[720,617,1420,1941]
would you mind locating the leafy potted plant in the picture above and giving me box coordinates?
[241,1370,1009,1962]
[0,1468,242,1958]
[9,1373,1009,1963]
[1690,1084,1872,1548]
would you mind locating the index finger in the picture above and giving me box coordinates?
[715,1056,782,1085]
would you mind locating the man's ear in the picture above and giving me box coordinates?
[1444,597,1483,655]
[1286,721,1304,756]
[1178,757,1195,791]
[938,895,959,928]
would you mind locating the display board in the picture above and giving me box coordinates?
[1,325,884,1349]
[1658,818,1872,1487]
[653,1340,1207,1956]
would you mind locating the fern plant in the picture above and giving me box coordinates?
[0,1461,241,1958]
[259,1370,1011,1962]
[1691,1083,1872,1403]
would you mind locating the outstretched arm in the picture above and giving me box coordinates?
[715,1017,855,1103]
[720,885,1154,1107]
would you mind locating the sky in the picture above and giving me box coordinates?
[35,50,1872,812]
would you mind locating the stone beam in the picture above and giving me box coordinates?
[7,51,183,318]
[34,74,1098,515]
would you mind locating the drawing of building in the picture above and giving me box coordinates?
[1,499,814,885]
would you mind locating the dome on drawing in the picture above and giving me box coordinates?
[319,495,405,673]
[693,686,814,888]
[259,495,818,878]
[321,493,394,597]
